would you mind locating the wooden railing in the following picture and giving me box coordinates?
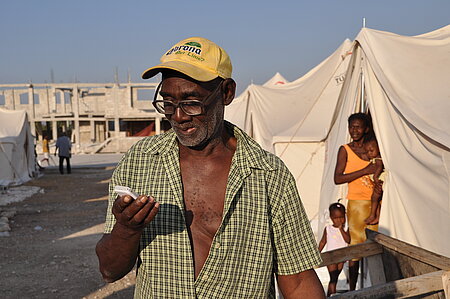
[317,230,450,298]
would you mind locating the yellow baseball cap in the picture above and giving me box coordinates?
[141,37,232,82]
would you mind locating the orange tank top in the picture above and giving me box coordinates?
[344,144,373,200]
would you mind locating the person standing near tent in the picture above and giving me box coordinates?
[55,132,71,174]
[95,37,324,298]
[318,201,350,296]
[39,135,51,167]
[334,112,380,291]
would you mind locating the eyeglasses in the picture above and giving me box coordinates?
[152,81,223,116]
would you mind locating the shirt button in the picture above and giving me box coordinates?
[203,274,209,280]
[214,242,221,249]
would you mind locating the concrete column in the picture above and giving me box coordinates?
[27,85,35,118]
[61,90,66,114]
[127,85,133,108]
[90,120,95,142]
[105,120,109,138]
[6,90,15,109]
[44,88,50,115]
[112,84,121,153]
[52,120,57,140]
[28,85,36,137]
[51,87,57,113]
[114,118,120,153]
[72,86,81,152]
[114,118,120,136]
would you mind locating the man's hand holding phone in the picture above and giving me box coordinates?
[112,186,159,232]
[114,186,139,200]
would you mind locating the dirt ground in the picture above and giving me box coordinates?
[0,166,136,299]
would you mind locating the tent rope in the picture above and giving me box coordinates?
[294,142,324,184]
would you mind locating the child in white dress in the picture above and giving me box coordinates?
[318,202,351,296]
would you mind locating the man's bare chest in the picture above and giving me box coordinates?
[181,167,228,235]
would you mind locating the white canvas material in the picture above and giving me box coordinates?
[225,39,353,232]
[0,108,36,186]
[226,25,450,257]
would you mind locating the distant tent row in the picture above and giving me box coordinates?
[225,25,450,258]
[0,108,36,186]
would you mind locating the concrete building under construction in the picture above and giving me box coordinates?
[0,82,171,153]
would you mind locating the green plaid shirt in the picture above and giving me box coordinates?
[104,122,321,298]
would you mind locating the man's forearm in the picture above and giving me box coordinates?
[95,224,142,282]
[278,269,326,299]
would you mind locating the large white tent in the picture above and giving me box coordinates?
[225,72,289,132]
[225,25,450,257]
[226,38,353,230]
[0,108,36,186]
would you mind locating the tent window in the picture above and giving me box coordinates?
[0,94,5,105]
[33,94,39,104]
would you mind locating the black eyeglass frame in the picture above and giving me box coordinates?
[152,81,223,116]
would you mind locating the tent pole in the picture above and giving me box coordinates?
[360,17,366,113]
[361,69,365,112]
[360,33,366,113]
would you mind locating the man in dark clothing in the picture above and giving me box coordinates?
[55,132,72,174]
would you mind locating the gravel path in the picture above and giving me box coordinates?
[0,166,135,299]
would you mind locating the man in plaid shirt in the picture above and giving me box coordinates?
[96,37,325,298]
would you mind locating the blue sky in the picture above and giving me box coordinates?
[1,0,449,93]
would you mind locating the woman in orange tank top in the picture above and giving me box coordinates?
[334,113,378,291]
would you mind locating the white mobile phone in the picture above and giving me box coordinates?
[114,186,139,200]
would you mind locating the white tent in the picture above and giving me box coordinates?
[262,72,289,87]
[225,72,289,130]
[226,39,353,228]
[226,25,450,257]
[0,108,36,186]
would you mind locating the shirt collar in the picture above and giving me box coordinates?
[141,121,276,171]
[230,122,275,171]
[142,128,177,156]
